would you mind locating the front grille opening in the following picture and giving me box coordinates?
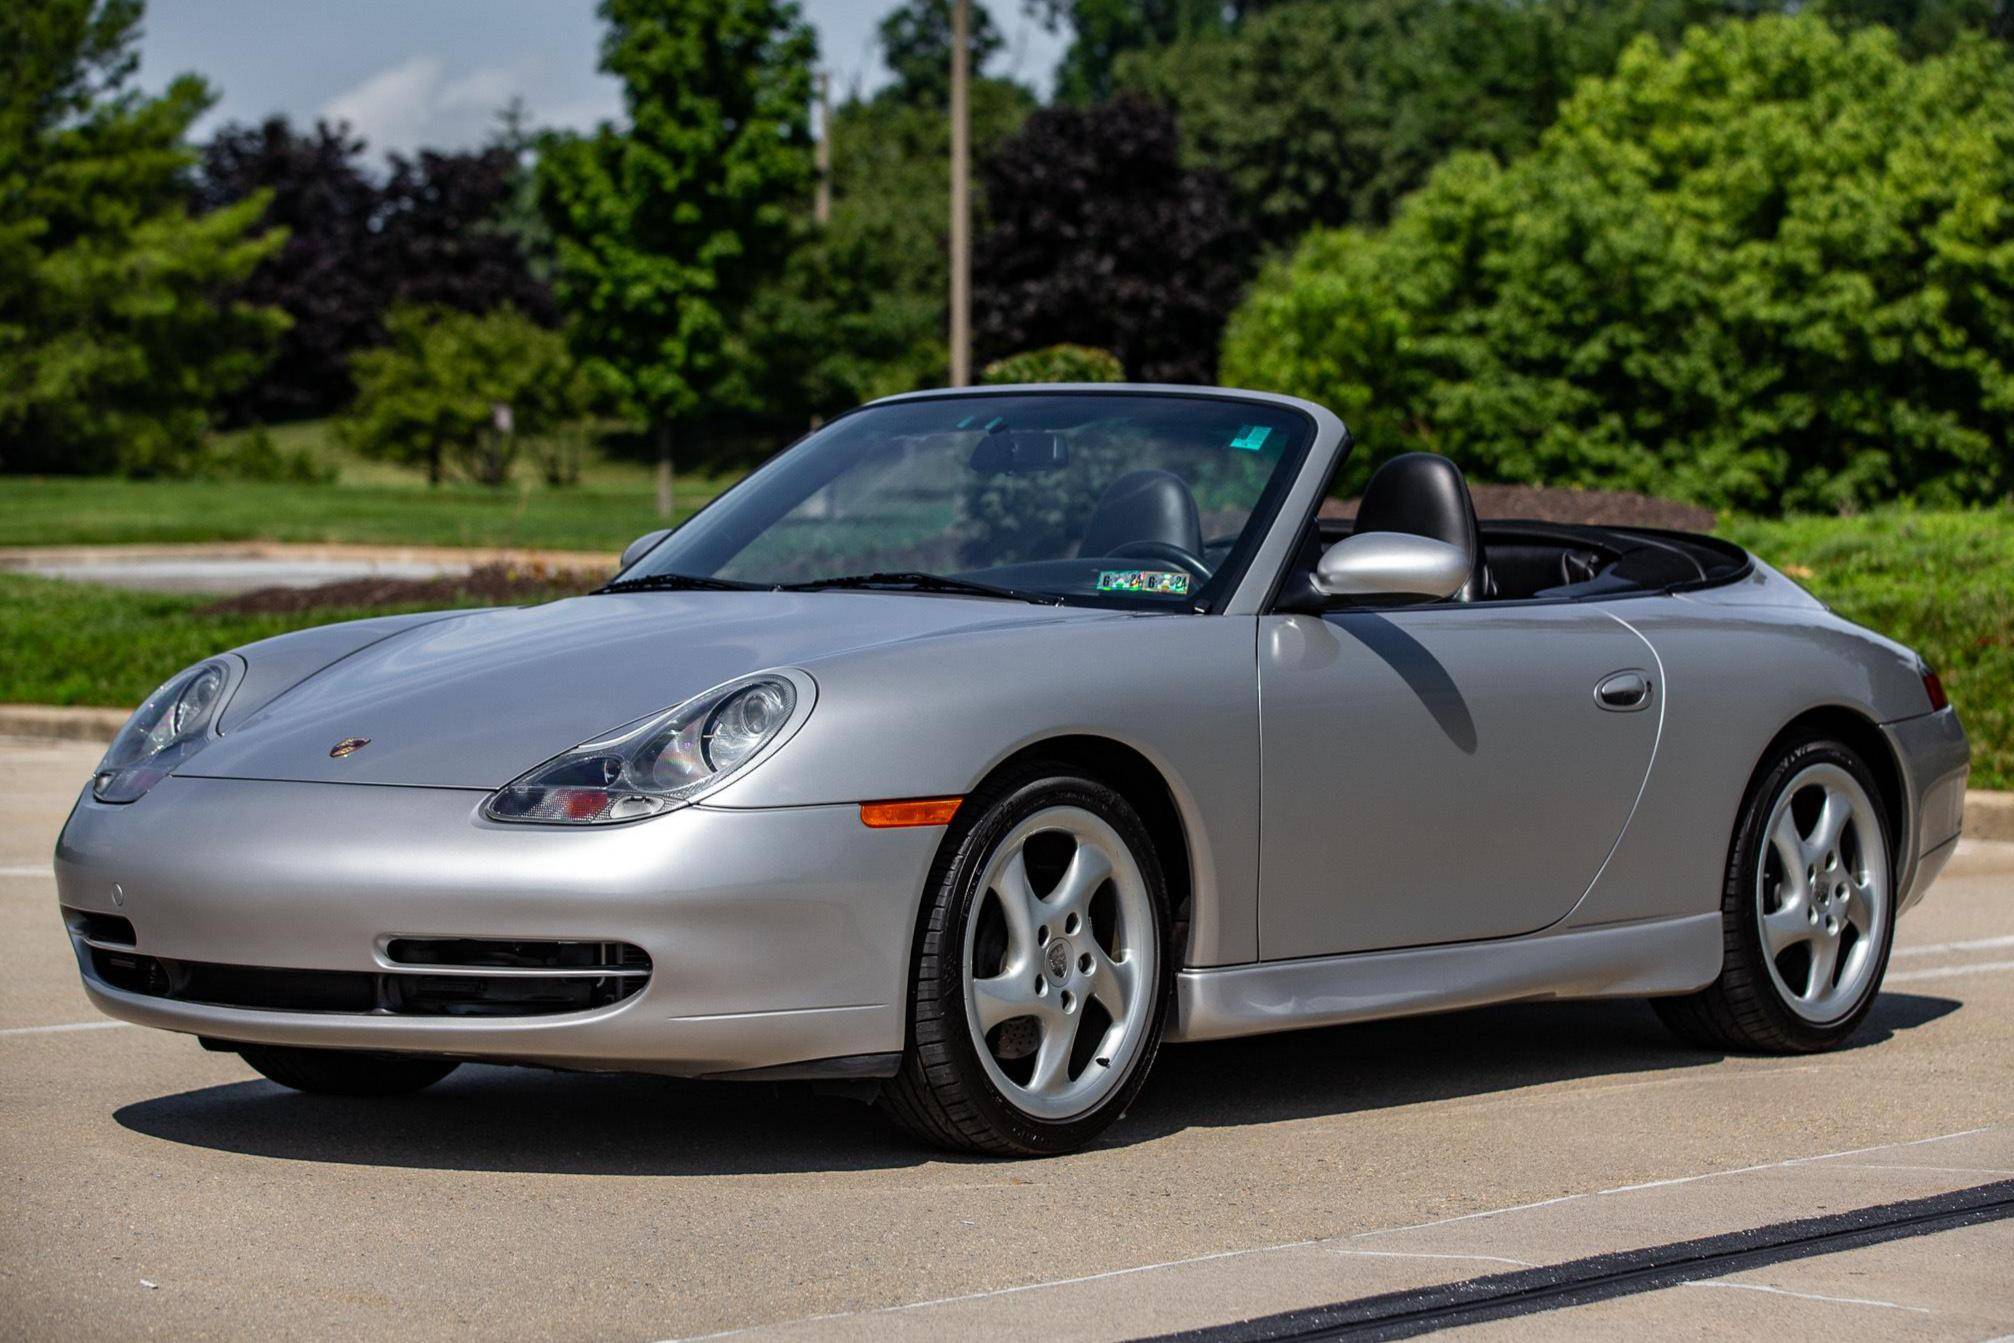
[384,937,649,971]
[63,908,136,947]
[86,948,648,1018]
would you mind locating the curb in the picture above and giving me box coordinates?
[1968,790,2014,843]
[3,702,2010,842]
[0,705,131,744]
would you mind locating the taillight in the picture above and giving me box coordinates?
[1922,665,1949,712]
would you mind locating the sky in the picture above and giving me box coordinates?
[136,1,1065,161]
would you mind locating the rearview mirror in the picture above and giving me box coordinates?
[968,430,1069,476]
[1314,532,1471,601]
[618,528,672,573]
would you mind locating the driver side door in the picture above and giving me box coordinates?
[1257,602,1661,958]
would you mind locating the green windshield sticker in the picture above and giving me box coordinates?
[1097,569,1191,596]
[1229,424,1272,452]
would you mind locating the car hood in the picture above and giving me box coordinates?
[182,591,1108,789]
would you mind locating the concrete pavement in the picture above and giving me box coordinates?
[2,737,2009,1340]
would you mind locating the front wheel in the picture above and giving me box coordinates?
[238,1045,460,1096]
[880,766,1173,1156]
[1655,734,1895,1053]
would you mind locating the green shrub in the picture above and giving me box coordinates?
[981,345,1125,385]
[340,306,586,486]
[197,427,336,484]
[1222,17,2014,511]
[1723,508,2013,789]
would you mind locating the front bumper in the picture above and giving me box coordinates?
[54,776,944,1077]
[1884,705,1970,915]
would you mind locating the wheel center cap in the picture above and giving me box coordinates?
[1045,938,1072,983]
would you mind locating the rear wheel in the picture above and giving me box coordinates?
[1655,734,1895,1053]
[880,766,1172,1156]
[238,1045,460,1096]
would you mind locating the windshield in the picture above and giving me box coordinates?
[627,392,1313,609]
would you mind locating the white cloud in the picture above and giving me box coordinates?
[319,56,620,158]
[321,56,445,155]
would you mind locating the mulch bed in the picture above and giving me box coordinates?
[198,563,603,616]
[1321,483,1715,532]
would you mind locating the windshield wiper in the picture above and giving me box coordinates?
[778,571,1065,606]
[598,572,765,595]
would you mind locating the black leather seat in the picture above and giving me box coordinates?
[1080,469,1204,558]
[1351,452,1489,601]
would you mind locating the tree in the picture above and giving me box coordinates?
[198,119,555,423]
[1817,0,2011,54]
[974,96,1248,384]
[744,77,1035,420]
[1117,0,1755,247]
[880,0,1004,106]
[1220,18,2014,511]
[341,305,583,486]
[1029,0,1272,102]
[537,0,816,514]
[0,0,286,474]
[195,118,382,422]
[376,146,556,323]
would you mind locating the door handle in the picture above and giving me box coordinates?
[1595,670,1652,712]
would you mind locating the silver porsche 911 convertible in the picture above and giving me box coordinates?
[56,385,1970,1155]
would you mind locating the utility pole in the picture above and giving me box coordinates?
[814,69,831,227]
[948,0,971,387]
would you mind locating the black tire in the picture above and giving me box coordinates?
[879,764,1174,1156]
[1654,733,1896,1053]
[238,1045,460,1096]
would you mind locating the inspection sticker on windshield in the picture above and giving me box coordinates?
[1228,424,1272,452]
[1097,569,1191,596]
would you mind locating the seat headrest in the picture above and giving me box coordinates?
[1080,469,1203,558]
[1351,453,1486,601]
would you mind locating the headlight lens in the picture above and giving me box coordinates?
[485,672,809,825]
[93,658,239,803]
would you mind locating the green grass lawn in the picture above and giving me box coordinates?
[0,574,488,706]
[0,476,726,551]
[3,504,2006,789]
[1721,508,2011,791]
[0,419,738,551]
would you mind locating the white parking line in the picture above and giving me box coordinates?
[655,1126,2003,1343]
[0,865,53,877]
[1683,1279,1932,1314]
[1888,959,2014,984]
[1893,935,2014,958]
[0,1020,127,1038]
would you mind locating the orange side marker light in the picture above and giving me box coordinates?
[859,797,963,828]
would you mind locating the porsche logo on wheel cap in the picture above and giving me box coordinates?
[329,737,371,758]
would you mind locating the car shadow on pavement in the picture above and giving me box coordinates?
[112,992,1958,1175]
[1119,991,1960,1144]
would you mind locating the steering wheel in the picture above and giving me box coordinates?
[1105,539,1213,583]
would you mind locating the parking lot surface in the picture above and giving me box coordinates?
[3,737,2009,1340]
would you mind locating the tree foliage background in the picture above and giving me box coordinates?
[974,96,1247,383]
[1221,16,2014,510]
[536,0,816,464]
[7,0,2014,513]
[0,0,285,475]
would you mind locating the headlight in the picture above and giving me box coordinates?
[93,657,241,803]
[484,671,813,825]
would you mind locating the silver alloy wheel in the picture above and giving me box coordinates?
[1755,763,1890,1024]
[962,805,1157,1122]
